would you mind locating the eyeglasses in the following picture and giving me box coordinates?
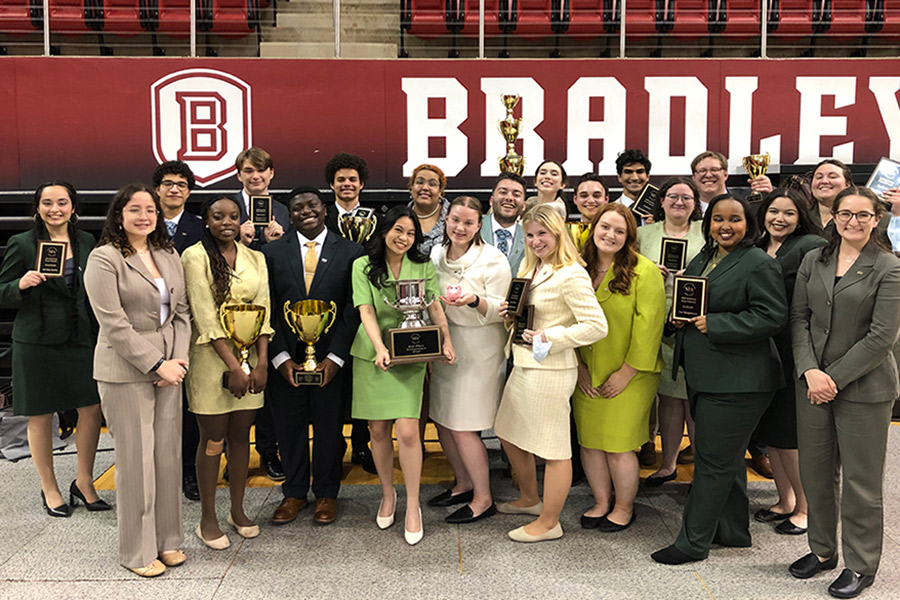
[833,210,875,224]
[694,167,724,176]
[160,180,189,190]
[664,193,695,203]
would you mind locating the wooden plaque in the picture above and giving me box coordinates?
[36,240,67,278]
[631,183,660,218]
[672,276,709,322]
[505,278,531,317]
[512,305,535,346]
[660,237,688,272]
[387,326,443,364]
[250,195,272,225]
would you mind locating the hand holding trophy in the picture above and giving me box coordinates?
[742,153,771,205]
[283,299,338,385]
[220,304,267,392]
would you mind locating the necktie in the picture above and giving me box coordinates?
[305,241,317,292]
[166,220,177,238]
[495,229,511,256]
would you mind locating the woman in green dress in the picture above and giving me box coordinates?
[0,181,107,517]
[350,206,455,546]
[575,203,666,531]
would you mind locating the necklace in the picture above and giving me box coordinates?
[709,252,727,270]
[413,202,440,220]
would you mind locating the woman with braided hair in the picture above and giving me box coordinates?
[0,181,106,518]
[182,195,273,550]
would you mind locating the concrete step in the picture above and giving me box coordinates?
[276,13,335,30]
[340,42,398,58]
[266,28,336,43]
[260,41,335,58]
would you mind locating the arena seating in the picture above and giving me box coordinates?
[0,0,43,39]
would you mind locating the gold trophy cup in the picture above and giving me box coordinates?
[742,153,771,205]
[566,222,591,252]
[338,214,378,244]
[283,299,338,385]
[220,304,267,388]
[498,94,525,176]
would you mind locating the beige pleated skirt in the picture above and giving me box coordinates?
[493,366,578,460]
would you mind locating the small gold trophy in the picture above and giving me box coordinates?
[742,153,771,205]
[220,304,267,387]
[566,222,591,252]
[498,94,525,176]
[283,299,338,385]
[338,212,378,244]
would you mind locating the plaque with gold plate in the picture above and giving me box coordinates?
[36,240,67,278]
[505,278,531,317]
[220,304,267,388]
[250,195,272,226]
[512,305,535,346]
[672,276,708,322]
[384,279,443,364]
[660,237,688,272]
[283,299,338,385]
[631,184,660,219]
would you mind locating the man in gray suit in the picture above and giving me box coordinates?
[481,172,527,276]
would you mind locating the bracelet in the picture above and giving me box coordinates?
[468,295,480,308]
[150,357,165,373]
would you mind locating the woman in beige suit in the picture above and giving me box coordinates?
[789,186,900,599]
[494,204,608,543]
[84,184,190,578]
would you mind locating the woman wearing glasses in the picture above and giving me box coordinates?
[788,187,900,599]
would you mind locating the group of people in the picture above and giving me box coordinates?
[1,147,898,600]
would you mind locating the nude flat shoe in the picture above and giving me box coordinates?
[496,501,543,516]
[195,524,231,550]
[508,523,563,543]
[128,559,166,577]
[227,514,260,539]
[158,550,186,567]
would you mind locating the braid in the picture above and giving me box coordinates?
[200,231,233,307]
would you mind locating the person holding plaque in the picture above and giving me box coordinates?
[493,205,608,543]
[182,195,274,549]
[524,160,568,220]
[651,193,788,565]
[635,177,705,485]
[350,206,455,545]
[0,181,106,518]
[751,189,825,536]
[84,184,190,577]
[574,204,666,531]
[788,187,900,599]
[613,150,651,210]
[407,164,449,256]
[428,197,511,524]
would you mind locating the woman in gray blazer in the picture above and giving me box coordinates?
[84,184,190,578]
[789,186,900,599]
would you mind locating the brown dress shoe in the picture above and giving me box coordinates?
[638,441,657,467]
[272,497,308,524]
[313,498,338,525]
[749,453,774,479]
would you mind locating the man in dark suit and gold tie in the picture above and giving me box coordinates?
[263,186,364,525]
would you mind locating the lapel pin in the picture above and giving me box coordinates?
[321,258,328,263]
[857,271,863,275]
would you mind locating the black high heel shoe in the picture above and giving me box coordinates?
[41,491,73,518]
[69,480,112,512]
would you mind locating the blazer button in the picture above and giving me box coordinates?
[824,328,829,335]
[826,300,831,306]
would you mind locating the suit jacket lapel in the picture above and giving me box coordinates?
[124,252,158,289]
[153,249,179,327]
[283,234,308,297]
[529,263,554,291]
[834,243,878,294]
[706,245,746,283]
[309,233,336,295]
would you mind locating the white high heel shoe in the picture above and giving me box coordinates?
[405,508,423,546]
[376,489,396,530]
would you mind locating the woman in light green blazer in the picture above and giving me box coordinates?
[788,186,900,598]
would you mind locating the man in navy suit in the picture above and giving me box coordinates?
[154,159,204,501]
[263,186,364,525]
[233,147,291,250]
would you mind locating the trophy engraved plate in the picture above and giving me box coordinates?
[512,305,535,346]
[384,279,443,363]
[498,94,525,176]
[672,276,709,322]
[566,222,591,252]
[505,278,531,317]
[250,195,272,225]
[355,207,375,219]
[36,241,67,278]
[220,304,267,389]
[660,238,688,272]
[338,212,378,244]
[284,299,338,386]
[631,184,660,218]
[741,153,771,205]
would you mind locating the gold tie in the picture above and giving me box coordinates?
[305,241,317,292]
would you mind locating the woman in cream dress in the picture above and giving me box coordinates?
[494,204,608,543]
[429,197,511,524]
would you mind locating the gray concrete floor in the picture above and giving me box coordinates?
[1,427,899,600]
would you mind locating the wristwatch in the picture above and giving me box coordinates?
[468,295,480,308]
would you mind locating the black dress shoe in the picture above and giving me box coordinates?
[754,507,791,523]
[789,552,838,579]
[260,451,285,481]
[351,448,377,475]
[775,519,807,536]
[41,491,72,518]
[182,472,200,502]
[428,488,474,507]
[445,503,497,524]
[644,471,677,488]
[581,514,604,529]
[69,480,112,511]
[828,569,875,598]
[651,545,702,565]
[597,511,636,533]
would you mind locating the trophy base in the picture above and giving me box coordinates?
[387,325,443,364]
[293,369,324,386]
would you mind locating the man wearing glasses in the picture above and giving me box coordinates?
[690,151,772,216]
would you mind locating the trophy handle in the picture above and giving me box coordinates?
[283,300,299,336]
[337,216,348,238]
[324,301,338,334]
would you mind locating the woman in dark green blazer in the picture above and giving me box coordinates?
[652,193,788,565]
[788,186,900,599]
[752,188,825,536]
[0,182,107,517]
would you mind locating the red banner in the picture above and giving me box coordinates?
[0,57,898,190]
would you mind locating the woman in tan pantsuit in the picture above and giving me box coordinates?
[84,184,190,578]
[494,205,608,543]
